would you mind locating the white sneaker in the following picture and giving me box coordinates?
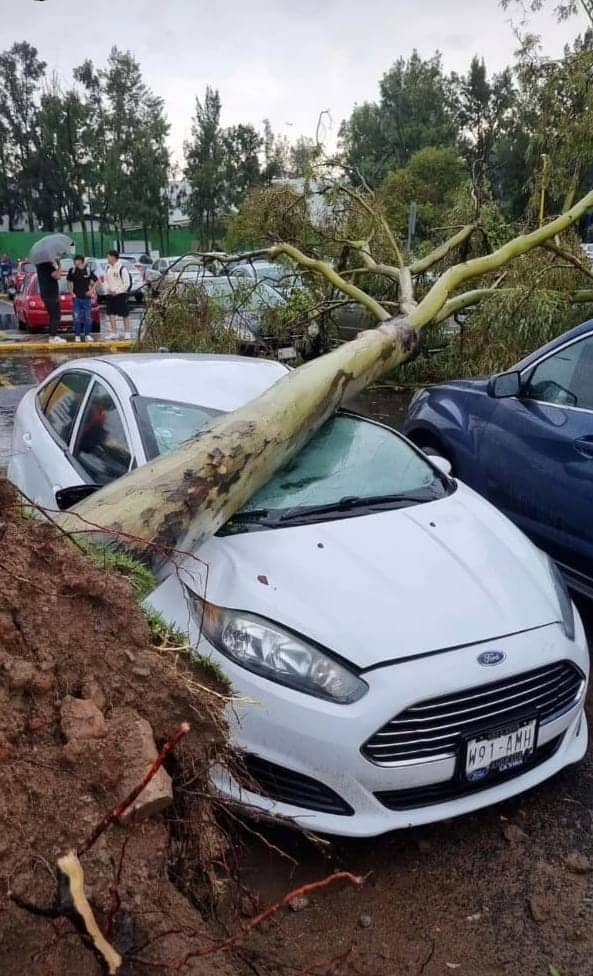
[75,336,82,343]
[49,336,67,344]
[85,334,95,342]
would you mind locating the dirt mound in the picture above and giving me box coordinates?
[0,480,236,975]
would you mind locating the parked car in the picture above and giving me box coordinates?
[13,272,100,333]
[87,258,145,303]
[226,259,302,293]
[122,251,152,268]
[7,354,589,836]
[152,255,215,290]
[403,320,593,600]
[144,256,182,287]
[11,259,35,293]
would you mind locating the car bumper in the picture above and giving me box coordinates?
[201,616,589,837]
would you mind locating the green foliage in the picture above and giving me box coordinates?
[138,287,242,354]
[226,184,312,250]
[339,51,458,186]
[379,147,467,242]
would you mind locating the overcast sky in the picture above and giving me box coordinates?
[4,0,582,165]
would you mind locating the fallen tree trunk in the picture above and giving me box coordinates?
[57,187,593,563]
[57,316,420,561]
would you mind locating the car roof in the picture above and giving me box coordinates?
[90,353,289,412]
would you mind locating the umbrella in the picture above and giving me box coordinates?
[29,234,74,265]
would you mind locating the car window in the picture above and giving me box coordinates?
[73,381,132,485]
[41,372,91,446]
[135,396,220,459]
[239,414,444,517]
[525,335,593,410]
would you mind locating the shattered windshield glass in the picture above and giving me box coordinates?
[234,414,446,522]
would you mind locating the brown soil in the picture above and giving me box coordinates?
[0,479,236,975]
[2,472,593,976]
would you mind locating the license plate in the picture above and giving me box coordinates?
[277,346,297,361]
[465,718,537,781]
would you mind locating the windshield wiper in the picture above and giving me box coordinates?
[277,491,440,523]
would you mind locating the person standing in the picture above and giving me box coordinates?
[0,253,12,292]
[67,255,97,343]
[105,249,132,340]
[36,259,65,343]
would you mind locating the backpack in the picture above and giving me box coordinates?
[119,264,133,293]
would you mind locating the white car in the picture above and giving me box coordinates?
[7,354,589,837]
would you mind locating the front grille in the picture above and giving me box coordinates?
[363,661,584,765]
[242,754,354,816]
[375,734,564,810]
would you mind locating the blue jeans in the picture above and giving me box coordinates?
[73,297,92,336]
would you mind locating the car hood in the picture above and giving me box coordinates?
[189,484,561,669]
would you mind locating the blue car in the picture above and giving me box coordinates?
[402,319,593,599]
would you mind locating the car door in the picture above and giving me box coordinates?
[70,377,133,488]
[478,331,593,584]
[10,370,92,508]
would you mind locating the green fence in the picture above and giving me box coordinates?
[0,227,198,261]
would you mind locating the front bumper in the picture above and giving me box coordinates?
[204,617,589,837]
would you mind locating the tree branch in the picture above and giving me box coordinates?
[336,184,405,268]
[410,190,593,328]
[410,224,478,275]
[269,242,391,321]
[542,240,593,281]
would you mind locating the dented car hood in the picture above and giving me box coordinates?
[187,482,561,669]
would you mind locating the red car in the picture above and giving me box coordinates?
[11,259,35,292]
[14,273,101,333]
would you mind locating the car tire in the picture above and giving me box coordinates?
[17,317,27,331]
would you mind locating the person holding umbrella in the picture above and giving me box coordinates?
[29,234,73,343]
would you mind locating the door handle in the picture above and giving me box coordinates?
[22,432,32,447]
[573,436,593,459]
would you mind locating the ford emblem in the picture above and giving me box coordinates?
[477,650,506,666]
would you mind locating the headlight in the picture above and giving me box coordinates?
[548,557,575,641]
[188,593,368,704]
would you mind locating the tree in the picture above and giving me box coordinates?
[0,42,46,231]
[500,0,593,25]
[453,57,515,202]
[289,136,320,177]
[184,86,225,246]
[339,52,458,186]
[379,147,467,244]
[221,123,262,210]
[58,184,593,564]
[261,118,289,184]
[74,48,170,250]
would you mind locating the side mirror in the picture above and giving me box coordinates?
[430,455,452,477]
[488,370,521,399]
[55,484,100,511]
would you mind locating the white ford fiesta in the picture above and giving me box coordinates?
[8,354,589,836]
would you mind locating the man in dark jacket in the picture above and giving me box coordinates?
[36,259,65,343]
[67,255,97,342]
